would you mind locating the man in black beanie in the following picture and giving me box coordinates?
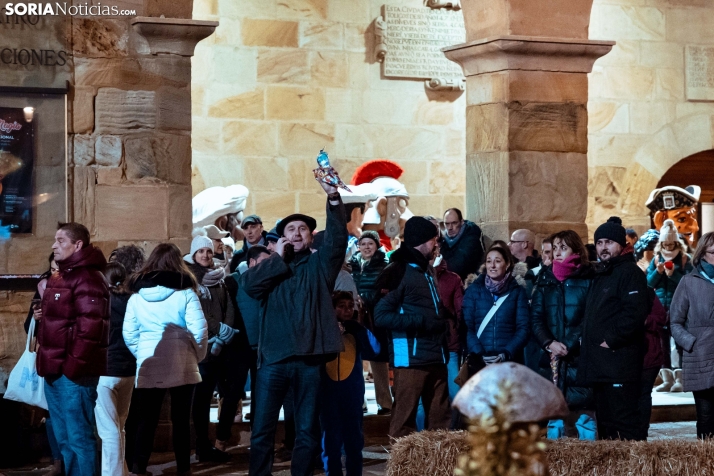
[580,216,649,440]
[373,216,450,438]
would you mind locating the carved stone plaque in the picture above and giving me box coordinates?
[375,5,465,84]
[686,46,714,101]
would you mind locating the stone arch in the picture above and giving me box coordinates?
[614,113,714,231]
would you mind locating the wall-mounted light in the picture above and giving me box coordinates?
[23,107,34,123]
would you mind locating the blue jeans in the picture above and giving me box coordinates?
[249,357,322,476]
[45,417,62,461]
[320,380,364,476]
[44,375,99,476]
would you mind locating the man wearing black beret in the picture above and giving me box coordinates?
[241,180,347,476]
[580,216,649,440]
[374,216,450,438]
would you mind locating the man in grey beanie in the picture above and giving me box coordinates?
[580,216,649,440]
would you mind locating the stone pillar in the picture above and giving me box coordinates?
[443,0,613,241]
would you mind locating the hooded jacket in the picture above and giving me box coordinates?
[463,273,530,362]
[37,245,110,380]
[530,266,592,408]
[373,246,447,368]
[122,271,208,388]
[579,254,649,384]
[439,220,484,281]
[646,251,692,310]
[241,199,347,367]
[670,265,714,392]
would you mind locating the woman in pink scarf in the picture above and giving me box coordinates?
[530,230,595,439]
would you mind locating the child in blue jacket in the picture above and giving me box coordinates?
[321,291,381,476]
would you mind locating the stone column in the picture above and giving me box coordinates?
[443,0,613,241]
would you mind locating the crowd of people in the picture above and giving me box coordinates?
[23,176,714,476]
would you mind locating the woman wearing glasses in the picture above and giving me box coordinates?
[670,232,714,439]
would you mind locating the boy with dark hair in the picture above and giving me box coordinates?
[320,291,380,476]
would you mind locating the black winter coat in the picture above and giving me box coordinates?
[579,254,649,384]
[349,250,388,307]
[242,198,347,367]
[463,274,530,362]
[440,220,484,280]
[106,292,136,377]
[531,267,592,408]
[374,247,447,368]
[229,231,268,273]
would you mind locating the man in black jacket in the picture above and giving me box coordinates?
[229,214,268,272]
[580,216,648,440]
[440,208,484,280]
[242,180,346,476]
[374,216,449,438]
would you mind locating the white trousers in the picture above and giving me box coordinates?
[95,376,134,476]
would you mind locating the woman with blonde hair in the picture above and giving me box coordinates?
[123,243,207,476]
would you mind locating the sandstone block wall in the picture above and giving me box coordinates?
[587,0,714,237]
[191,0,467,230]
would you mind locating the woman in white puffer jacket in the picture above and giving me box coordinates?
[122,243,207,476]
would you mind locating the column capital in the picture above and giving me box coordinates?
[131,17,219,57]
[443,36,614,76]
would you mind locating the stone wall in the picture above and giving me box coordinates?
[190,0,467,230]
[69,2,196,257]
[0,0,201,387]
[587,0,714,237]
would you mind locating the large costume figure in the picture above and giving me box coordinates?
[351,160,413,251]
[192,185,249,241]
[645,185,701,246]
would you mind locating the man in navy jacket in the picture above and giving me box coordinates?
[374,216,449,438]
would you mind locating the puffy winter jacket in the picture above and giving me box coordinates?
[349,250,388,307]
[37,245,110,380]
[463,274,529,362]
[646,252,692,310]
[123,271,208,388]
[439,220,484,281]
[530,267,592,408]
[579,254,648,384]
[241,198,347,367]
[374,247,447,368]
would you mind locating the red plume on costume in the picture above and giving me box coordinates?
[351,159,404,185]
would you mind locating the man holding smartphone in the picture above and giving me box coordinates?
[241,179,347,476]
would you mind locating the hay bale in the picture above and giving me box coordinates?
[386,431,714,476]
[386,430,468,476]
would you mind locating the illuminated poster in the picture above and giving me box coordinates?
[0,107,34,234]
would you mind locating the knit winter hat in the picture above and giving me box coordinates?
[404,216,438,248]
[659,219,679,244]
[594,216,627,247]
[358,230,380,247]
[186,235,214,264]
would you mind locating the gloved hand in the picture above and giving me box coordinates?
[466,352,485,376]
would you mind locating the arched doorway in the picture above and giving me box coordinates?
[657,149,714,239]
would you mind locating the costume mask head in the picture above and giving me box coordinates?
[351,159,413,250]
[646,185,701,246]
